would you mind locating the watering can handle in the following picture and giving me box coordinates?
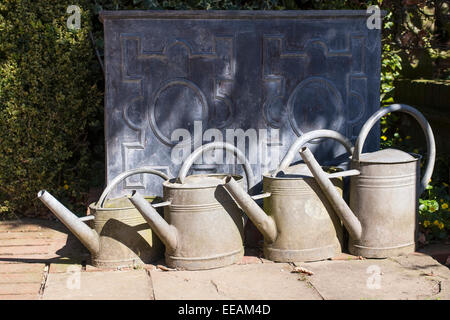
[97,167,170,208]
[353,103,436,194]
[178,142,255,189]
[273,129,354,177]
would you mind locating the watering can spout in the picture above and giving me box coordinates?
[129,191,178,252]
[37,190,100,255]
[299,148,363,241]
[223,176,277,243]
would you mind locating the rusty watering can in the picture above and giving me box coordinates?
[224,129,355,262]
[300,104,436,258]
[129,142,254,270]
[38,167,169,268]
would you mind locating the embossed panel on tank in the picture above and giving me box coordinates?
[101,10,382,197]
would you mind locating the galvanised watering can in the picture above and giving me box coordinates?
[38,167,169,268]
[130,142,254,270]
[300,104,436,258]
[224,130,355,262]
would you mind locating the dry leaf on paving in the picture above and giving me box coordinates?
[291,266,314,276]
[157,264,176,271]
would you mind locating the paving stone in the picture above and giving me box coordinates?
[237,256,262,265]
[0,239,52,246]
[298,256,443,300]
[260,258,275,263]
[43,270,153,300]
[0,282,42,295]
[0,263,45,274]
[389,253,450,300]
[0,222,43,232]
[150,263,322,300]
[49,261,82,274]
[0,273,43,283]
[0,294,39,300]
[0,245,50,256]
[0,232,49,240]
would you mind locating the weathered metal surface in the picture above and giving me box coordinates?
[301,104,436,258]
[224,130,354,262]
[130,142,253,270]
[38,168,168,268]
[100,10,382,198]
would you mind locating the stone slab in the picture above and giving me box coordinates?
[0,263,45,274]
[388,253,450,300]
[0,245,51,256]
[0,239,52,246]
[0,232,50,240]
[49,261,83,274]
[0,282,42,295]
[0,273,43,284]
[150,263,322,300]
[0,222,43,232]
[0,294,39,300]
[42,270,153,300]
[296,255,445,300]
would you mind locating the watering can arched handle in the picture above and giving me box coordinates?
[97,167,170,208]
[353,103,436,194]
[273,129,354,177]
[178,142,255,189]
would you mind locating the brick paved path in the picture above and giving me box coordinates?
[0,219,88,299]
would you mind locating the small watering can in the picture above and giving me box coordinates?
[38,167,169,268]
[129,142,254,270]
[300,104,436,258]
[224,129,355,262]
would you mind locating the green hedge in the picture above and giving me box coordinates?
[0,1,103,218]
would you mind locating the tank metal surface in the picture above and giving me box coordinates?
[101,10,383,199]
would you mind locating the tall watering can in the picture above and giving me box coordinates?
[300,104,436,258]
[129,142,254,270]
[224,130,355,262]
[38,167,169,268]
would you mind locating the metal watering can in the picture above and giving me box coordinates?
[129,142,254,270]
[300,104,436,258]
[223,129,355,262]
[38,167,169,268]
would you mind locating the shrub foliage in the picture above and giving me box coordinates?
[0,1,103,218]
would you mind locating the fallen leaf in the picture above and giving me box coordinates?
[291,266,314,276]
[157,264,176,272]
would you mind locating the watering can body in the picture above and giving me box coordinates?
[301,104,436,258]
[161,174,246,270]
[87,196,165,268]
[348,150,421,257]
[260,171,344,262]
[130,142,254,270]
[38,167,168,268]
[224,129,354,262]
